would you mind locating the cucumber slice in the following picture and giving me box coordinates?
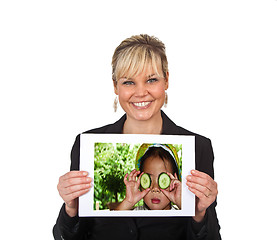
[140,173,151,189]
[158,172,171,189]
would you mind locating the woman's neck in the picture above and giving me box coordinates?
[123,112,163,134]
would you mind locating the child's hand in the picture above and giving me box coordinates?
[116,169,150,210]
[161,173,182,209]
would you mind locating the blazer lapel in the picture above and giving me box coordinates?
[104,114,126,133]
[161,111,180,135]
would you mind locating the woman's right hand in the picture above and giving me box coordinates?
[57,171,92,217]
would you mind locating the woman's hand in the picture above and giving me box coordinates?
[186,170,218,222]
[57,171,92,217]
[161,173,182,209]
[116,169,150,210]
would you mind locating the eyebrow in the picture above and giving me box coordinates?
[120,73,157,81]
[147,74,156,78]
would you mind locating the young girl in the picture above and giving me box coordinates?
[116,143,182,210]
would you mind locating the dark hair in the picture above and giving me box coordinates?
[139,147,180,180]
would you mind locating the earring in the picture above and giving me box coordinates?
[113,96,118,112]
[164,92,168,108]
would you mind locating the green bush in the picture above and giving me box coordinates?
[94,143,140,210]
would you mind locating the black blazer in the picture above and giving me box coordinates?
[53,111,221,240]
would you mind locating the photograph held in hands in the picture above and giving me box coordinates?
[79,133,195,217]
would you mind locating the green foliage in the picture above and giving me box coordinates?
[94,143,140,210]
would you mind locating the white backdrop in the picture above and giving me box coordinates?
[1,0,276,239]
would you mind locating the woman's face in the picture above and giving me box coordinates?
[114,65,168,122]
[142,156,173,210]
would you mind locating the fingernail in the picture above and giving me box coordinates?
[186,175,192,180]
[83,171,88,176]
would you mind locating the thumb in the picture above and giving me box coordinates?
[140,188,151,198]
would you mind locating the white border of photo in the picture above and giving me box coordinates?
[79,134,195,217]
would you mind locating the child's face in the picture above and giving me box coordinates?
[142,156,173,210]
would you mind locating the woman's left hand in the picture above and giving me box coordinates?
[186,170,218,222]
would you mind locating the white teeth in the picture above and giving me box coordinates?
[133,102,150,107]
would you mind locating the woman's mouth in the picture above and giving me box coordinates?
[132,101,151,109]
[151,198,161,204]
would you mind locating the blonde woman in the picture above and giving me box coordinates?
[54,34,221,239]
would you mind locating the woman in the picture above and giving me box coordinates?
[53,34,221,239]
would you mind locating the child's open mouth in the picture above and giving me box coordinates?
[151,198,161,204]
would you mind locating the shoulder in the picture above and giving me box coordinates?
[133,205,148,211]
[83,115,126,134]
[176,124,212,147]
[162,111,214,175]
[83,123,116,134]
[162,111,212,144]
[69,115,126,170]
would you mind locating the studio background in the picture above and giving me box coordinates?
[1,0,276,239]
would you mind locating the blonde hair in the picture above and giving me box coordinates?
[112,34,168,82]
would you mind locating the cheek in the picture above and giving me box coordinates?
[117,88,131,101]
[151,85,166,98]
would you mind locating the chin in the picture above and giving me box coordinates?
[129,109,161,122]
[133,113,153,121]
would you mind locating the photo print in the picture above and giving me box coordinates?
[79,134,195,217]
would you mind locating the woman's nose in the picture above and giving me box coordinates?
[134,83,148,97]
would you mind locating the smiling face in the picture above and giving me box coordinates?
[114,65,168,122]
[142,156,173,210]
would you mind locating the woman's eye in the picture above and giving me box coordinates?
[147,78,158,83]
[122,80,134,86]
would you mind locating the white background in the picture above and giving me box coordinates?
[1,0,276,239]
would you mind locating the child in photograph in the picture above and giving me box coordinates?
[116,143,182,210]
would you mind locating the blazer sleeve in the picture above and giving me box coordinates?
[53,135,88,240]
[188,137,221,240]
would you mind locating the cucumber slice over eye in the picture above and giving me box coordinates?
[140,173,151,189]
[158,172,171,189]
